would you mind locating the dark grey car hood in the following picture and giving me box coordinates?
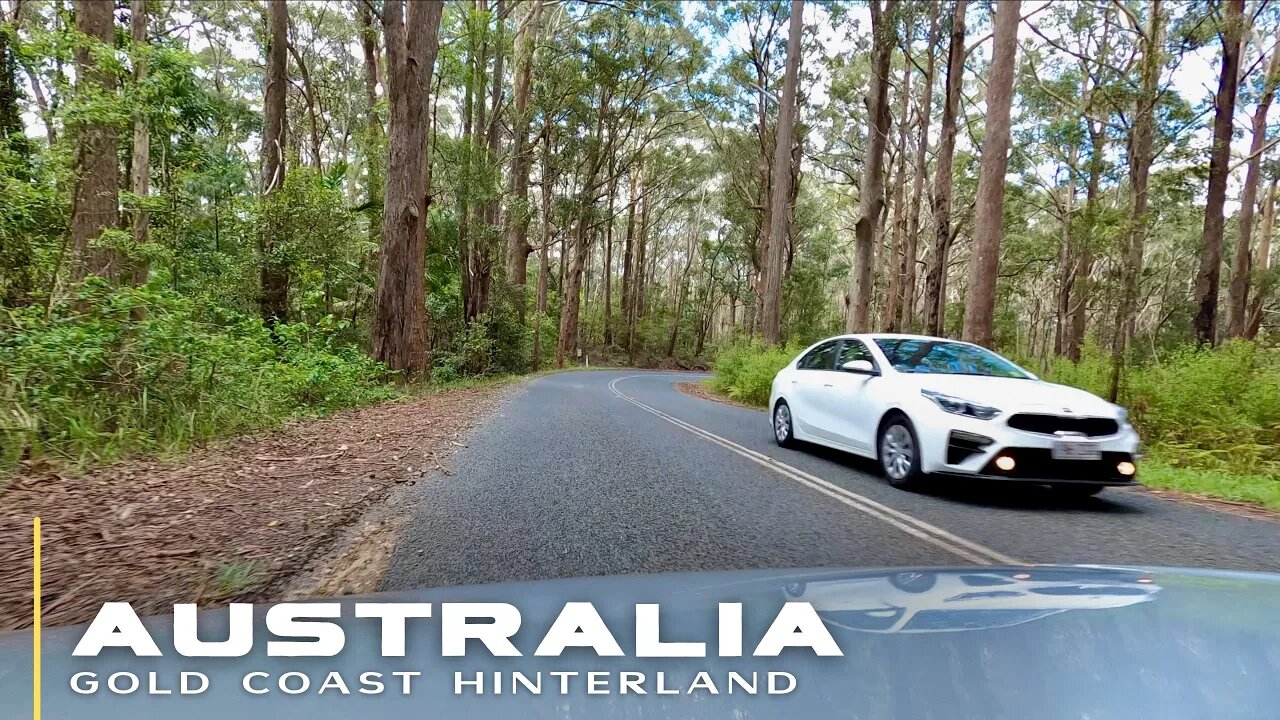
[3,565,1279,719]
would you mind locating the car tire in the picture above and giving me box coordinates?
[1053,484,1105,498]
[879,416,925,490]
[773,400,797,448]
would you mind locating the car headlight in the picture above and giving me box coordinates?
[921,390,1001,420]
[1116,406,1130,425]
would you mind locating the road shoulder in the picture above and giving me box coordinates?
[0,380,516,630]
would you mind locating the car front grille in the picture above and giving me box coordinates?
[1007,413,1119,437]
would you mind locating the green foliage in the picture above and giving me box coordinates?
[0,282,397,469]
[709,340,805,406]
[1043,341,1280,479]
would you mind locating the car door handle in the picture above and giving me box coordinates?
[790,380,798,384]
[823,383,833,387]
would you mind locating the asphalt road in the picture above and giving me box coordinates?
[382,370,1280,590]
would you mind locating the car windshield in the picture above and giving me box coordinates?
[873,339,1031,378]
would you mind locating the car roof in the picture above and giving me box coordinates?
[831,333,970,343]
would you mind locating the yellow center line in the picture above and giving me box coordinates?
[34,516,41,720]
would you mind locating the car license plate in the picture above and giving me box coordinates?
[1051,439,1102,461]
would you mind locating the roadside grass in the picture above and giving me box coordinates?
[213,560,259,597]
[1139,461,1280,510]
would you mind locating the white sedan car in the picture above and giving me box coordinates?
[768,334,1140,496]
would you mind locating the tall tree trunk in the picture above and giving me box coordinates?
[129,0,150,286]
[923,0,966,335]
[621,164,639,331]
[286,39,322,171]
[532,118,554,369]
[458,3,480,321]
[629,179,650,361]
[603,167,617,346]
[758,0,804,345]
[474,0,505,319]
[960,0,1018,348]
[556,96,608,367]
[371,0,444,373]
[358,0,384,249]
[1193,0,1245,347]
[901,2,940,332]
[259,0,289,324]
[1246,179,1275,339]
[1107,0,1164,401]
[1053,149,1077,356]
[504,0,542,320]
[846,0,894,333]
[884,57,911,331]
[1065,121,1104,361]
[69,0,120,283]
[1227,34,1280,338]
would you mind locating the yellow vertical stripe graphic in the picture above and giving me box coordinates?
[33,516,41,720]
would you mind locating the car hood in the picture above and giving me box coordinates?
[906,375,1119,416]
[3,565,1278,719]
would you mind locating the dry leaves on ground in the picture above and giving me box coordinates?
[0,382,510,631]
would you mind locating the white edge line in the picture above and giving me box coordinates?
[609,374,1025,567]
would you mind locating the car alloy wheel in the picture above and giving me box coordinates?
[881,424,914,480]
[773,402,795,447]
[879,419,923,489]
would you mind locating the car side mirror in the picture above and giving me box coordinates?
[841,359,878,375]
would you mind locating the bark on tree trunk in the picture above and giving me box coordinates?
[847,0,894,333]
[1053,148,1077,356]
[758,0,804,345]
[603,167,617,346]
[358,0,383,249]
[69,0,120,283]
[1193,0,1244,347]
[532,118,555,369]
[629,181,650,362]
[1227,33,1280,338]
[371,0,444,373]
[259,0,290,324]
[1065,121,1104,361]
[621,164,639,331]
[884,58,911,331]
[1107,0,1164,402]
[556,96,608,367]
[923,0,966,336]
[473,0,505,320]
[666,206,702,358]
[504,0,542,320]
[1246,180,1275,339]
[900,2,940,332]
[129,0,150,286]
[286,39,322,171]
[960,0,1019,349]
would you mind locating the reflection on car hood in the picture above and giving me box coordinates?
[909,375,1119,416]
[3,565,1278,719]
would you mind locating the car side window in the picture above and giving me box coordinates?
[797,340,839,370]
[836,339,873,368]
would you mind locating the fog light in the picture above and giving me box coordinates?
[995,455,1016,471]
[1117,461,1136,476]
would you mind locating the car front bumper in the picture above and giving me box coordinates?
[918,411,1141,486]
